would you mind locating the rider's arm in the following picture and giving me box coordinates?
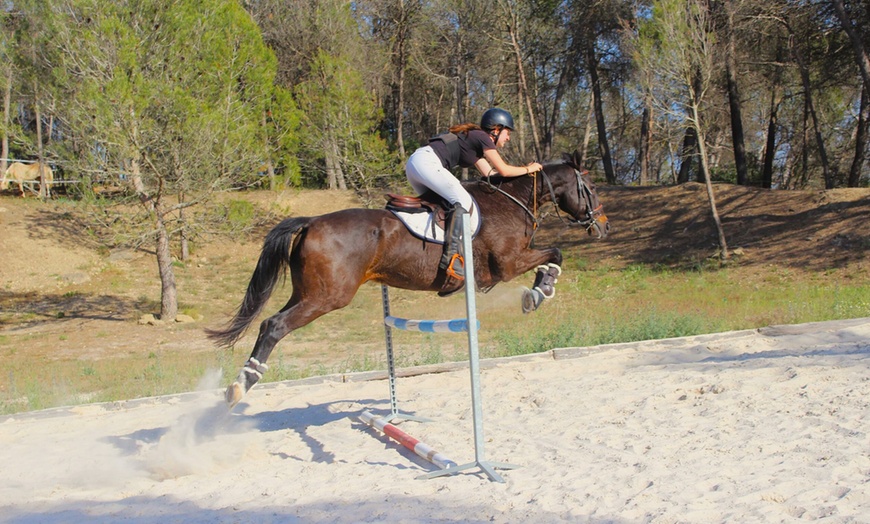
[479,149,542,177]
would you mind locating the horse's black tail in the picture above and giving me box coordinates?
[206,217,312,347]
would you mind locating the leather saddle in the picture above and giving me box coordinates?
[385,192,448,229]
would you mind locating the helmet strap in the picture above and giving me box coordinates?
[490,126,503,144]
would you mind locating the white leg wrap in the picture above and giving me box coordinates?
[243,357,269,379]
[533,263,561,299]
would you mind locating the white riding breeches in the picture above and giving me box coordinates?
[405,146,473,211]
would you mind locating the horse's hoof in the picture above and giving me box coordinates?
[521,288,544,314]
[225,382,244,408]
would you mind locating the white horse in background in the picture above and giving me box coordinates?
[1,162,53,197]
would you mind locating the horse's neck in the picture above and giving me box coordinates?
[469,177,538,207]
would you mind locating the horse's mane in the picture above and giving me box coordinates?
[473,173,537,186]
[468,159,565,187]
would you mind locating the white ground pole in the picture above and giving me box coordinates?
[375,211,519,482]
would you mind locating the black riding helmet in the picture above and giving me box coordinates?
[480,108,515,131]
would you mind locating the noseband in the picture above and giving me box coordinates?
[537,167,606,236]
[574,171,609,237]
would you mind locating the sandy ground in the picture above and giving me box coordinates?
[0,317,868,523]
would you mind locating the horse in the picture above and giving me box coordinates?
[208,150,609,407]
[1,162,53,197]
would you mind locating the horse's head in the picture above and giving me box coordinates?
[539,151,610,239]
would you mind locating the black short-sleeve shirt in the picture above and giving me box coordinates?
[429,129,496,170]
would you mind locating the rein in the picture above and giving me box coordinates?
[481,164,602,244]
[481,174,540,247]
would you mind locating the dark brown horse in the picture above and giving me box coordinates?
[208,150,608,407]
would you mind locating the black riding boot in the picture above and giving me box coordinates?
[439,203,467,279]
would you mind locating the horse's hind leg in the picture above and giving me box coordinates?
[224,211,384,407]
[226,256,366,406]
[226,298,336,407]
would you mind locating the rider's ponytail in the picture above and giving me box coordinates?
[448,123,481,135]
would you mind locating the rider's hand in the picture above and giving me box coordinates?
[526,162,543,174]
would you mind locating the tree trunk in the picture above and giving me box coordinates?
[396,51,406,160]
[586,43,616,184]
[762,43,784,189]
[848,81,869,187]
[831,0,870,90]
[394,0,408,160]
[262,110,277,190]
[156,209,178,321]
[543,59,571,160]
[725,62,748,185]
[761,87,779,189]
[509,17,542,159]
[324,127,346,190]
[721,0,748,185]
[797,94,810,189]
[34,93,48,199]
[2,73,10,177]
[677,126,697,183]
[179,192,189,261]
[129,157,178,321]
[639,103,652,185]
[455,37,467,125]
[793,35,834,188]
[578,93,595,167]
[691,103,728,261]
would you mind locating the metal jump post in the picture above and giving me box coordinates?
[371,211,519,483]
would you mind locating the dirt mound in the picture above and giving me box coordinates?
[541,183,870,272]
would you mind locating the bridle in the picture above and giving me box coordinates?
[536,166,607,237]
[572,170,609,238]
[481,161,608,244]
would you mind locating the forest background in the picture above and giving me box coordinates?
[3,0,870,319]
[1,0,870,413]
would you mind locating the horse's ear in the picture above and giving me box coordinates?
[572,150,583,167]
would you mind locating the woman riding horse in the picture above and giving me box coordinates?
[406,108,543,279]
[209,150,608,408]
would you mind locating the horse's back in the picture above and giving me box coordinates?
[308,207,392,226]
[297,206,442,290]
[6,162,51,181]
[299,207,400,249]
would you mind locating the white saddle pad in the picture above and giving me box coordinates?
[389,200,481,244]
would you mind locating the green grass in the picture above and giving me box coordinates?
[482,262,870,359]
[2,255,869,416]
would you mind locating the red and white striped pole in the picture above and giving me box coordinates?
[359,410,457,471]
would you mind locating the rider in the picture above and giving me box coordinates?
[404,107,543,279]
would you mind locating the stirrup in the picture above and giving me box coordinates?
[446,253,465,280]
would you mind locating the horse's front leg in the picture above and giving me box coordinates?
[505,247,564,314]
